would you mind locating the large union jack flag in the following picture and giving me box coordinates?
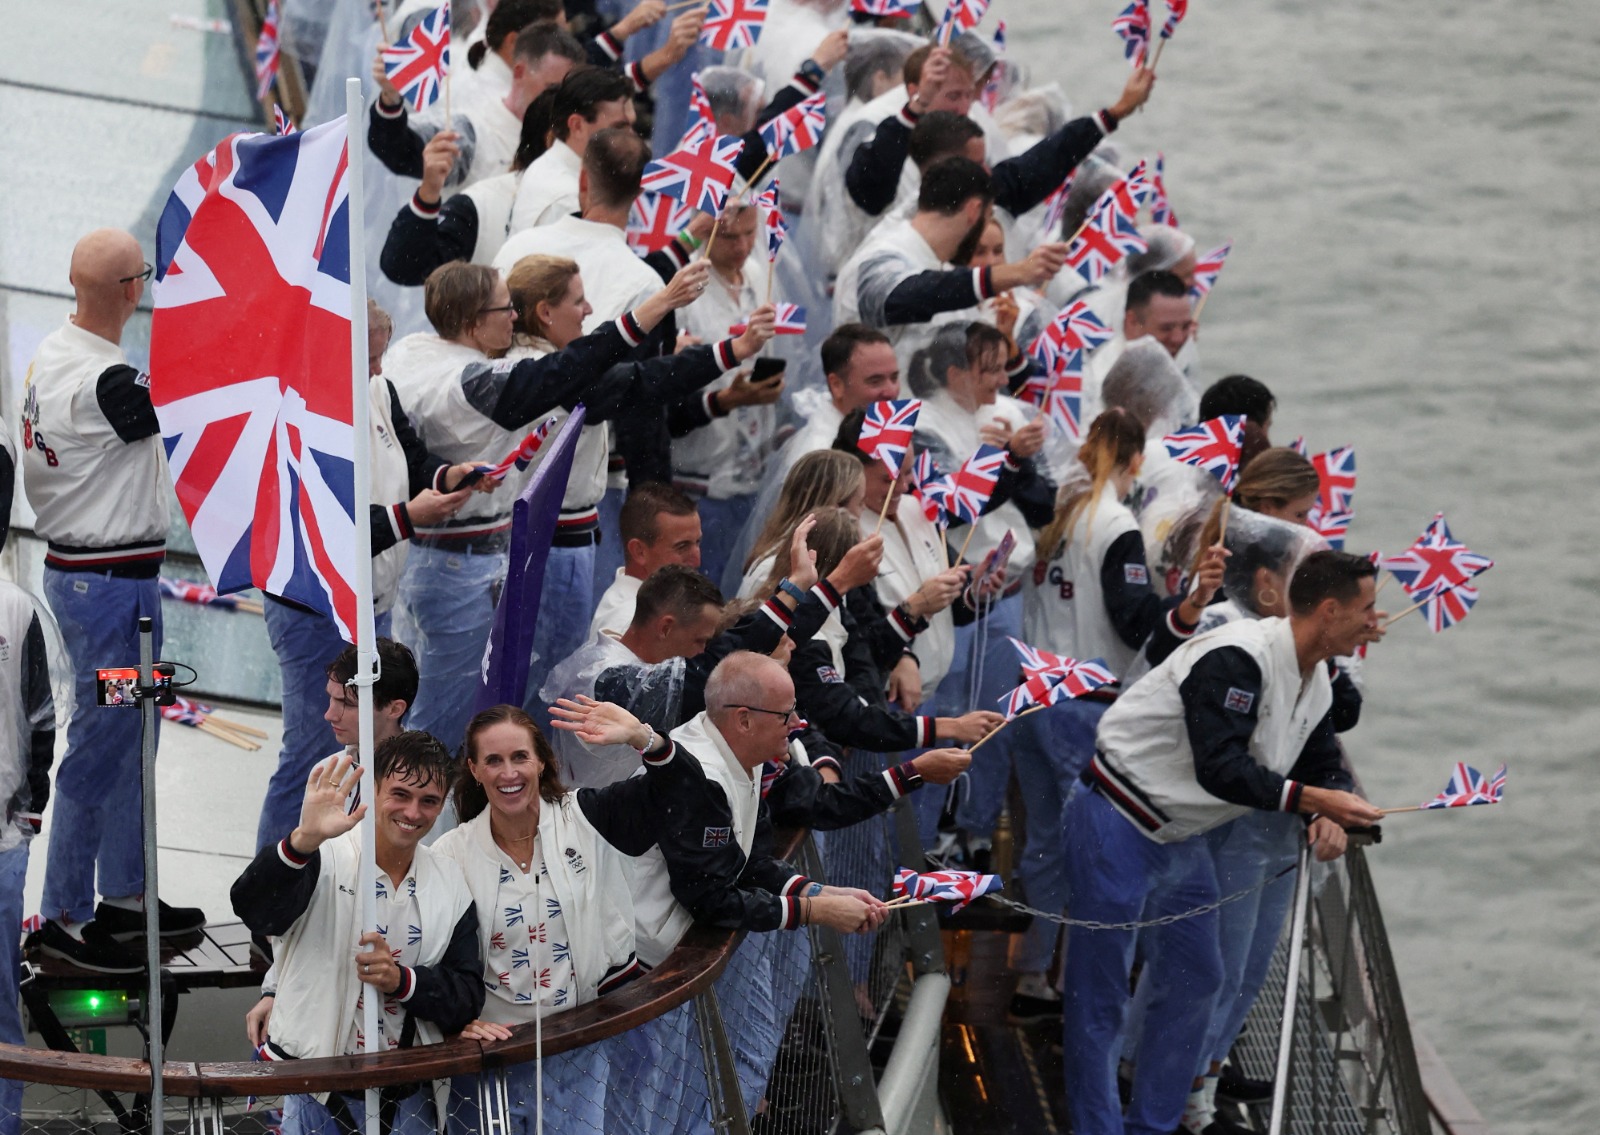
[1162,414,1246,492]
[151,120,359,640]
[758,91,827,162]
[946,443,1006,524]
[1189,240,1233,299]
[381,4,451,112]
[254,1,281,100]
[626,191,694,256]
[1421,762,1506,809]
[1377,513,1493,632]
[1306,444,1356,546]
[1112,0,1151,65]
[858,398,921,478]
[642,133,745,215]
[1000,638,1116,716]
[910,451,953,525]
[1029,300,1114,373]
[892,867,1003,912]
[701,0,769,50]
[1066,196,1147,287]
[1149,152,1178,227]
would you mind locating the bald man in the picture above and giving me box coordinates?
[20,229,204,972]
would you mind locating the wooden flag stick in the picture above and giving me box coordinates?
[1377,805,1425,815]
[1375,574,1389,596]
[663,0,706,12]
[882,896,932,908]
[764,264,774,306]
[1192,289,1211,322]
[873,480,896,533]
[207,713,269,739]
[969,704,1047,754]
[374,0,390,43]
[956,524,978,564]
[1382,597,1427,629]
[1217,495,1232,544]
[198,720,260,751]
[444,68,452,124]
[1150,37,1168,72]
[742,154,777,198]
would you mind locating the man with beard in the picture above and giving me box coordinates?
[833,157,1068,376]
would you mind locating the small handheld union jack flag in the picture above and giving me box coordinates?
[1108,159,1154,218]
[1159,0,1189,40]
[1041,362,1087,440]
[1189,240,1233,299]
[381,3,451,112]
[689,73,715,133]
[758,91,827,162]
[1112,0,1151,66]
[1066,196,1147,287]
[1042,170,1075,236]
[160,575,246,611]
[254,0,281,100]
[851,0,921,15]
[934,0,989,45]
[1000,638,1116,716]
[758,181,786,260]
[700,0,770,51]
[641,133,745,215]
[946,444,1006,525]
[858,399,922,478]
[892,867,1003,913]
[1306,445,1356,547]
[1149,152,1178,227]
[1420,762,1506,809]
[728,304,806,335]
[1028,300,1114,374]
[626,191,695,256]
[1377,514,1493,632]
[1163,415,1247,493]
[476,416,557,479]
[272,104,297,136]
[910,451,953,526]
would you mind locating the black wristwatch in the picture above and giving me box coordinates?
[799,59,826,87]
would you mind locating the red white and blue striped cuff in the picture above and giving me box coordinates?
[661,240,692,270]
[17,813,42,834]
[409,191,441,219]
[430,465,452,492]
[1006,352,1031,378]
[642,738,676,767]
[394,966,416,1001]
[888,605,918,643]
[761,596,795,630]
[387,503,413,542]
[811,754,843,776]
[1279,779,1304,813]
[701,388,724,418]
[615,311,647,347]
[973,267,996,302]
[913,717,936,747]
[896,101,921,129]
[278,837,312,869]
[882,763,919,799]
[778,876,812,929]
[1002,449,1022,472]
[1093,109,1115,135]
[1166,607,1197,638]
[595,31,623,61]
[712,339,740,372]
[596,954,643,994]
[625,62,647,93]
[375,99,406,120]
[790,72,823,97]
[810,579,841,612]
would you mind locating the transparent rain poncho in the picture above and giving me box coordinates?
[537,632,687,790]
[698,66,767,135]
[0,581,70,855]
[1165,507,1329,628]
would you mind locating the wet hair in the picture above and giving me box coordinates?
[1126,269,1190,314]
[909,112,984,171]
[374,730,456,793]
[1200,374,1276,427]
[1288,550,1377,615]
[620,483,698,546]
[1224,522,1303,616]
[512,87,560,172]
[820,323,892,379]
[966,322,1007,367]
[1036,407,1145,559]
[469,0,551,68]
[583,127,651,210]
[759,507,859,596]
[831,408,874,465]
[511,22,585,69]
[746,450,866,572]
[908,321,973,398]
[454,705,568,821]
[505,254,581,340]
[631,564,724,628]
[551,67,635,141]
[327,637,419,713]
[424,262,499,340]
[917,156,993,216]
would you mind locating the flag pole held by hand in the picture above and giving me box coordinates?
[873,485,895,533]
[1377,805,1425,815]
[969,704,1046,754]
[956,524,978,564]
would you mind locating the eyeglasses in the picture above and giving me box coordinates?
[728,703,802,726]
[479,304,516,315]
[120,262,154,284]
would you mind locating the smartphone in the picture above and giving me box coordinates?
[96,667,166,707]
[455,466,489,490]
[751,358,787,384]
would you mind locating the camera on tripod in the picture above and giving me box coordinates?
[94,663,177,708]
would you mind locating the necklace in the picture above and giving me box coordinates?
[491,823,536,871]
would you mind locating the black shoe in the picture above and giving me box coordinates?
[1006,991,1063,1024]
[1217,1063,1273,1105]
[28,920,144,974]
[93,900,207,941]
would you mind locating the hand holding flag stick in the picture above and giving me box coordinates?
[970,640,1118,753]
[1379,762,1506,815]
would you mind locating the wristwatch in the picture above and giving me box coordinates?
[803,881,824,897]
[777,578,807,603]
[799,58,826,87]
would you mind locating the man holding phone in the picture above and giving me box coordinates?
[673,204,788,586]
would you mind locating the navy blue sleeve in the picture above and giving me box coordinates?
[96,365,160,443]
[231,839,322,936]
[1099,529,1196,664]
[367,100,426,179]
[1286,717,1355,794]
[1329,664,1362,733]
[1179,646,1299,813]
[881,268,995,326]
[988,451,1057,528]
[989,117,1105,216]
[380,193,480,287]
[844,110,914,215]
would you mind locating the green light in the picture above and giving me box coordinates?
[47,989,131,1028]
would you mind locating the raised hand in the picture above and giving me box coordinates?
[828,534,885,592]
[785,513,820,592]
[731,304,777,359]
[290,753,365,855]
[548,696,652,750]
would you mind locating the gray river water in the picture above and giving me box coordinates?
[1000,0,1599,1129]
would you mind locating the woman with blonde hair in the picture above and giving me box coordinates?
[738,449,867,595]
[1008,407,1226,1021]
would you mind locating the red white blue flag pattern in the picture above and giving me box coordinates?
[700,0,769,50]
[151,119,359,640]
[892,867,1003,912]
[1112,0,1150,65]
[254,1,281,100]
[1421,762,1506,809]
[381,4,451,112]
[1162,414,1246,493]
[858,399,921,478]
[641,133,745,215]
[1190,240,1233,299]
[626,191,695,256]
[946,443,1006,524]
[910,451,953,525]
[273,104,297,136]
[1066,195,1147,287]
[476,416,557,479]
[1307,444,1356,547]
[1001,638,1116,715]
[850,0,921,15]
[1149,152,1178,226]
[757,180,786,260]
[1029,299,1114,372]
[1377,513,1493,632]
[1159,0,1189,39]
[935,0,989,45]
[729,304,806,335]
[758,91,827,162]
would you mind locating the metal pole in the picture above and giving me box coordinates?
[1267,841,1313,1135]
[138,615,163,1131]
[344,76,382,1135]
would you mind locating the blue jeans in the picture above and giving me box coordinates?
[1010,697,1109,974]
[256,603,392,851]
[694,493,756,598]
[449,1040,619,1135]
[606,1009,696,1135]
[948,592,1024,838]
[592,488,626,597]
[1202,812,1301,1067]
[394,544,507,755]
[41,569,160,922]
[0,842,29,1135]
[281,1088,435,1135]
[524,544,595,731]
[1061,789,1223,1135]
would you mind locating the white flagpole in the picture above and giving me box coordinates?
[345,77,383,1135]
